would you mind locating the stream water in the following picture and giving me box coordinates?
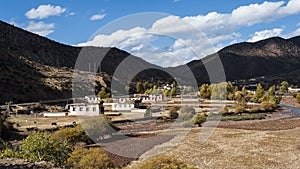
[277,104,300,120]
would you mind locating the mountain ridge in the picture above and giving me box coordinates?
[1,20,300,103]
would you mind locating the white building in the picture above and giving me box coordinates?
[111,103,134,111]
[141,94,163,103]
[85,96,102,103]
[69,103,100,116]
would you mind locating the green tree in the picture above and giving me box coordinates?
[20,132,73,166]
[279,81,289,93]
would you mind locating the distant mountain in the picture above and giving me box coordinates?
[173,36,300,85]
[1,19,300,103]
[0,20,168,104]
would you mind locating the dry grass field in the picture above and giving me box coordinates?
[8,116,79,131]
[134,127,300,169]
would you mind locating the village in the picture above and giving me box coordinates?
[1,80,299,133]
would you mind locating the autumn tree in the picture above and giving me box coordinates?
[200,84,211,99]
[97,87,110,98]
[191,112,207,127]
[296,93,300,103]
[279,81,289,93]
[136,82,144,93]
[235,91,247,107]
[268,85,276,96]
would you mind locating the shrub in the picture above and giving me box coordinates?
[260,101,276,112]
[218,105,229,115]
[248,108,260,114]
[234,106,246,115]
[191,113,207,127]
[80,115,120,141]
[66,148,114,169]
[2,132,73,166]
[296,93,300,103]
[52,125,93,146]
[178,106,196,121]
[22,132,73,165]
[136,155,196,169]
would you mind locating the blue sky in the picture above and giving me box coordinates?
[1,0,300,67]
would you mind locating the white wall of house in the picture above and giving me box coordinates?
[85,96,102,103]
[69,104,99,116]
[111,103,134,111]
[142,94,163,103]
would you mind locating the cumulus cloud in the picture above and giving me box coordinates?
[78,0,300,67]
[26,21,55,36]
[90,14,106,21]
[25,4,66,19]
[230,1,285,26]
[248,28,283,42]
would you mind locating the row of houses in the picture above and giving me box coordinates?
[44,94,163,117]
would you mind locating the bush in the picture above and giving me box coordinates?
[191,113,207,127]
[66,148,114,169]
[248,108,260,114]
[218,105,229,115]
[80,115,120,141]
[178,106,196,121]
[2,132,73,166]
[136,155,196,169]
[52,125,93,146]
[260,101,276,112]
[234,106,246,115]
[220,114,265,121]
[296,93,300,103]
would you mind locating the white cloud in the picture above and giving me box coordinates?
[25,4,66,19]
[26,21,55,36]
[248,28,283,42]
[230,1,285,26]
[90,14,106,21]
[78,0,300,67]
[67,12,76,16]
